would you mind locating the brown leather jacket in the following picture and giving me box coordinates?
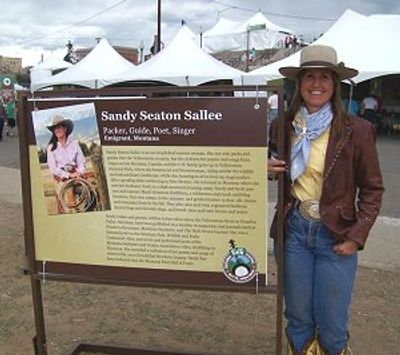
[269,114,384,249]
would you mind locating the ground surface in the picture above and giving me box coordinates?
[0,197,399,355]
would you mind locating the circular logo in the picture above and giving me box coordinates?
[222,241,257,283]
[2,77,11,86]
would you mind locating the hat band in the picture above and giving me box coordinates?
[300,60,337,68]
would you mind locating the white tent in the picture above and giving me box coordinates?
[180,24,198,41]
[104,25,245,87]
[32,53,73,71]
[202,12,294,53]
[238,12,293,34]
[203,17,241,36]
[31,38,136,91]
[30,53,73,85]
[200,18,241,52]
[247,9,400,84]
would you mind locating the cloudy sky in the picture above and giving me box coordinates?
[1,0,399,67]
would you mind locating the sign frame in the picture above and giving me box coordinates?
[17,85,286,355]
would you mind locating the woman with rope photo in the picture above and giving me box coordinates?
[33,103,110,215]
[46,114,96,213]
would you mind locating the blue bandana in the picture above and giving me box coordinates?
[290,102,333,182]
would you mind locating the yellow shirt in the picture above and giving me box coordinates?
[291,127,330,201]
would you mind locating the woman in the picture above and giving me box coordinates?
[47,114,85,179]
[5,101,16,137]
[47,114,86,212]
[268,45,384,354]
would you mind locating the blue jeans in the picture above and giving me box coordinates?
[269,108,278,122]
[276,208,358,354]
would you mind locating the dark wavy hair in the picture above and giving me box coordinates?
[48,124,70,152]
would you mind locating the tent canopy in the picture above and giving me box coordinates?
[30,53,73,86]
[238,12,293,34]
[32,53,73,71]
[31,38,136,91]
[203,17,242,36]
[202,11,294,53]
[247,9,400,84]
[104,25,245,87]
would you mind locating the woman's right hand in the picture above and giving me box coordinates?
[267,159,287,173]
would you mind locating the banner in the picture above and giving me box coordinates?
[27,96,268,290]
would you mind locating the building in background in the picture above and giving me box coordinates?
[76,45,139,65]
[0,56,22,74]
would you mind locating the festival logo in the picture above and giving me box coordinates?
[222,239,257,283]
[1,76,15,104]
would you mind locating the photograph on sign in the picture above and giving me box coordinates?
[32,102,111,215]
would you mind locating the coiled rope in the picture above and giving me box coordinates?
[58,177,98,213]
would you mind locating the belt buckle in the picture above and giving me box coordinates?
[299,199,320,221]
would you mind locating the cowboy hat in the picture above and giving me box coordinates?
[46,114,74,135]
[279,44,358,80]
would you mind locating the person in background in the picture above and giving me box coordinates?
[360,93,378,124]
[341,97,360,116]
[0,104,5,141]
[268,45,384,354]
[267,90,279,133]
[249,47,257,62]
[5,101,16,137]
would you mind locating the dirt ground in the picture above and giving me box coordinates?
[1,199,399,355]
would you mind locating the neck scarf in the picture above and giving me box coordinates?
[290,102,333,182]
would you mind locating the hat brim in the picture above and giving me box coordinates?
[47,119,74,135]
[279,65,358,81]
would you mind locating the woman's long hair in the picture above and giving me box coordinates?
[286,70,348,142]
[48,124,70,151]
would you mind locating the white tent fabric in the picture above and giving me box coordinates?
[180,24,198,40]
[201,18,242,52]
[202,12,293,53]
[238,12,293,34]
[30,53,73,85]
[246,9,400,84]
[31,38,136,91]
[104,25,245,87]
[32,53,73,71]
[203,17,241,36]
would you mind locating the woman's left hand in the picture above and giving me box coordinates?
[333,239,358,255]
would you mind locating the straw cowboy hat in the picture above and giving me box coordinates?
[46,114,74,135]
[279,44,358,81]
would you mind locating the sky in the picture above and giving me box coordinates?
[1,0,400,68]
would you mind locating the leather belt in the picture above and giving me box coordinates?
[294,199,321,221]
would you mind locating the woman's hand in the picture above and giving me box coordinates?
[333,239,358,255]
[267,158,287,180]
[267,159,287,173]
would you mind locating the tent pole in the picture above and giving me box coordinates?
[246,29,250,72]
[348,79,355,112]
[157,0,161,53]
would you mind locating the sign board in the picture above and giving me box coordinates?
[24,95,269,292]
[247,24,267,32]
